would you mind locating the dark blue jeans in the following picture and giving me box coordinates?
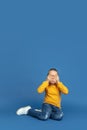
[27,103,64,121]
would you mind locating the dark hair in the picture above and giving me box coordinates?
[47,68,58,76]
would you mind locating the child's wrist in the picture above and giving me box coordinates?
[42,81,49,86]
[57,81,62,87]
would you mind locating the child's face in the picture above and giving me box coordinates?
[47,70,59,84]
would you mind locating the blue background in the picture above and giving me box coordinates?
[0,0,87,130]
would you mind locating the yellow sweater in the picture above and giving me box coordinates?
[37,81,69,108]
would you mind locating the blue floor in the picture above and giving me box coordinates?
[0,100,87,130]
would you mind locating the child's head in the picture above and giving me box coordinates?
[47,68,59,84]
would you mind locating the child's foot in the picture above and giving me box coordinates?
[16,106,31,115]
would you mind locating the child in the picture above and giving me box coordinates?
[16,68,69,121]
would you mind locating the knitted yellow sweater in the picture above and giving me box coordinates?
[37,81,69,108]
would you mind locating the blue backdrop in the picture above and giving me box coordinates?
[0,0,87,130]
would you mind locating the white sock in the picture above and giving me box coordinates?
[35,109,42,112]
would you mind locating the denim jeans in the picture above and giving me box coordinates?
[27,103,64,121]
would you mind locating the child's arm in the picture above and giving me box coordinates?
[57,82,69,94]
[37,81,49,93]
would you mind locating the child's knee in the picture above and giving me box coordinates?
[57,112,64,120]
[54,112,64,121]
[41,113,50,120]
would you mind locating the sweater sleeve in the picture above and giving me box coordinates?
[37,81,49,93]
[57,82,69,94]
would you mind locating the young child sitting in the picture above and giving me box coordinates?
[16,68,69,121]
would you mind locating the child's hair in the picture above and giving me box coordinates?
[47,68,58,76]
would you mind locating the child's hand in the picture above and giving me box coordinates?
[46,75,50,82]
[47,75,58,84]
[46,70,60,84]
[56,76,60,83]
